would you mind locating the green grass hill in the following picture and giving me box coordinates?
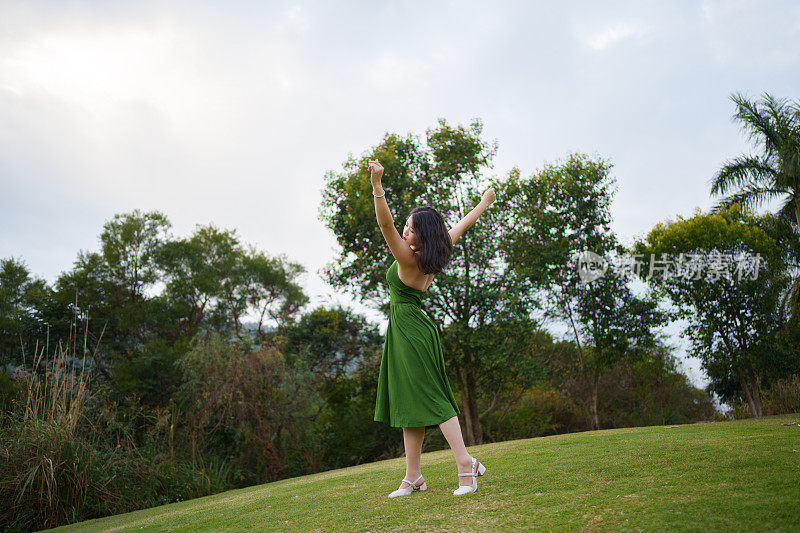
[49,414,800,532]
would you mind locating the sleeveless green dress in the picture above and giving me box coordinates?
[374,259,460,428]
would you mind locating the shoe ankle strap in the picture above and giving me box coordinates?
[402,474,424,486]
[457,457,477,477]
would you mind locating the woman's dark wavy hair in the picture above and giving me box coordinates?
[408,206,453,274]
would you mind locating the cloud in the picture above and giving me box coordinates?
[586,23,643,51]
[368,53,435,91]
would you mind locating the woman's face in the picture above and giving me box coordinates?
[403,216,419,249]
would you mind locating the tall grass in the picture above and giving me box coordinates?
[729,374,800,420]
[762,374,800,415]
[0,316,97,530]
[0,315,206,531]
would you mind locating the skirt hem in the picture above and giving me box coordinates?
[374,409,459,428]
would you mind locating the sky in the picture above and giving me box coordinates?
[2,0,799,396]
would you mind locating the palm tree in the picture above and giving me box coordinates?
[709,92,800,229]
[710,92,800,317]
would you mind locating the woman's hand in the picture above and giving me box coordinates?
[368,160,384,183]
[482,186,496,206]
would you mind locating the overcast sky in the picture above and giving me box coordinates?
[2,1,799,393]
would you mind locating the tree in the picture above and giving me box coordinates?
[710,92,800,231]
[503,154,667,429]
[0,258,51,366]
[319,118,546,444]
[632,205,792,417]
[53,210,173,396]
[284,305,382,380]
[49,211,308,405]
[157,224,307,344]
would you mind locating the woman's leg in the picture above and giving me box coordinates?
[438,415,475,486]
[399,426,425,488]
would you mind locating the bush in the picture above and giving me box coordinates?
[482,387,584,442]
[762,374,800,415]
[174,332,319,484]
[0,332,206,531]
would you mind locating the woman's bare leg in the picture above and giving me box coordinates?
[398,426,426,489]
[438,415,475,486]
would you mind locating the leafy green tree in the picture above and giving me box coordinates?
[0,258,50,366]
[503,154,667,429]
[53,210,176,401]
[157,225,308,345]
[241,249,308,341]
[47,211,308,404]
[320,118,545,444]
[633,205,793,417]
[284,305,382,380]
[710,92,800,230]
[100,210,171,300]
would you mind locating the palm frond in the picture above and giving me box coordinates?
[730,92,784,156]
[777,195,800,229]
[791,98,800,128]
[709,154,779,196]
[762,92,797,139]
[710,183,789,213]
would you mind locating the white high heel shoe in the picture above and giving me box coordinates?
[388,473,427,498]
[453,456,487,495]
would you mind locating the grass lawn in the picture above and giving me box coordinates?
[49,413,800,532]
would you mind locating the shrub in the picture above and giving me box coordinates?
[0,331,205,531]
[762,374,800,415]
[174,332,319,484]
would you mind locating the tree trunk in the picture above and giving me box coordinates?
[794,197,800,231]
[589,369,600,430]
[465,366,483,444]
[458,368,476,445]
[735,366,759,417]
[457,344,483,445]
[745,361,763,417]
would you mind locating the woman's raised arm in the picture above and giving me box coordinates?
[448,187,496,245]
[369,159,416,266]
[369,160,393,227]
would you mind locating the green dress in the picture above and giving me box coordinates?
[374,259,460,428]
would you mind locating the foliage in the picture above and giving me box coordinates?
[0,329,204,532]
[504,153,668,429]
[173,332,319,483]
[632,204,795,417]
[710,92,800,230]
[0,209,310,406]
[281,305,399,472]
[0,257,51,366]
[759,374,800,417]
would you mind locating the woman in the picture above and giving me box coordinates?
[367,158,496,497]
